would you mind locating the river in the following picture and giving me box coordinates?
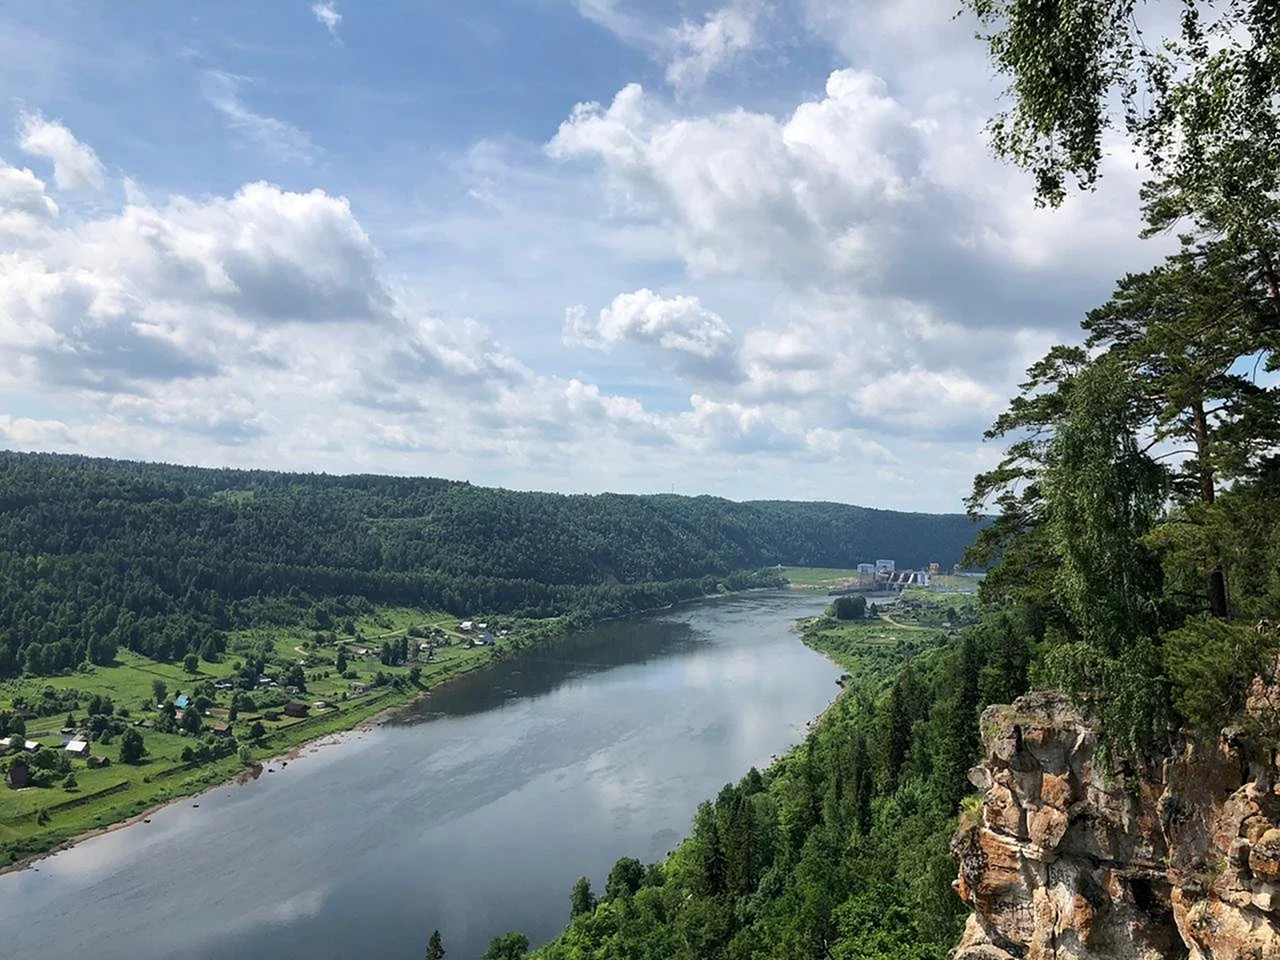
[0,591,840,959]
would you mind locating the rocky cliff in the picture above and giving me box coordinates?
[951,688,1280,959]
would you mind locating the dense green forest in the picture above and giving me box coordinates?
[0,451,977,679]
[522,4,1280,958]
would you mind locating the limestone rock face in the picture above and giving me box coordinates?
[951,690,1280,960]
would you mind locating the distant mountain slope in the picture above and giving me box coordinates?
[0,451,979,676]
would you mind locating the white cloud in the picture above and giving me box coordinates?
[204,72,316,164]
[565,289,741,381]
[18,111,105,191]
[0,172,392,398]
[852,368,1004,435]
[0,414,75,448]
[548,70,915,281]
[0,161,58,239]
[311,1,342,38]
[666,1,760,92]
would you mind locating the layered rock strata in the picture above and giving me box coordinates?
[952,690,1280,959]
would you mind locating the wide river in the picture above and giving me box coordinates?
[0,591,840,959]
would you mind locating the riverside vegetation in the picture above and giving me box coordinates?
[0,452,977,868]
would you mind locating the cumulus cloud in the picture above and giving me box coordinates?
[0,161,58,238]
[311,1,341,38]
[1,168,393,399]
[204,72,316,164]
[18,112,105,191]
[549,71,915,281]
[666,1,761,92]
[547,68,1150,314]
[565,289,741,381]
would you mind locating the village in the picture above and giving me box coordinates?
[0,606,547,861]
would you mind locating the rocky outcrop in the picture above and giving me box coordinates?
[951,690,1280,959]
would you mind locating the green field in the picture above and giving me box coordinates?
[796,586,982,683]
[776,566,865,589]
[0,607,561,869]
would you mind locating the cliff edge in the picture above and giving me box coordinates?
[951,686,1280,959]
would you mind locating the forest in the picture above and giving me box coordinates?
[523,3,1280,958]
[0,451,977,679]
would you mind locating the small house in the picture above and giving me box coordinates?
[88,755,112,769]
[174,695,191,710]
[6,761,31,789]
[0,736,12,750]
[352,683,372,694]
[264,710,281,721]
[458,620,474,633]
[283,702,309,719]
[211,724,231,738]
[23,740,41,753]
[64,740,90,759]
[312,701,333,711]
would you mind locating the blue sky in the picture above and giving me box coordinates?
[0,0,1167,511]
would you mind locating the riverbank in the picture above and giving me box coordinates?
[0,589,841,960]
[0,606,530,873]
[0,701,419,878]
[531,586,976,960]
[0,582,789,874]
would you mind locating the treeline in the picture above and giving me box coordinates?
[0,452,977,678]
[535,608,1034,960]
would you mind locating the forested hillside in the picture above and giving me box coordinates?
[532,601,1027,960]
[0,451,977,678]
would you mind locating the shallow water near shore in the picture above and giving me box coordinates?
[0,591,840,960]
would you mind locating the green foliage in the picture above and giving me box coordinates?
[118,727,146,764]
[833,595,867,620]
[482,932,529,960]
[964,0,1280,262]
[605,857,645,901]
[1044,357,1165,654]
[569,876,596,919]
[426,930,445,960]
[1165,616,1280,736]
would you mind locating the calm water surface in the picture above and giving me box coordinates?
[0,591,839,960]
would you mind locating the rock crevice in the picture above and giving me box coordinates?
[952,690,1280,959]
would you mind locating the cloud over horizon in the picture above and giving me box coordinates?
[0,1,1167,511]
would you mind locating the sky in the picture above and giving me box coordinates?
[0,0,1172,512]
